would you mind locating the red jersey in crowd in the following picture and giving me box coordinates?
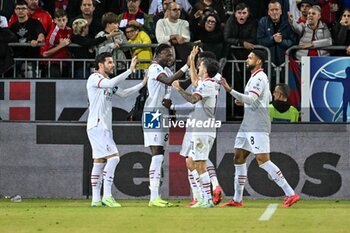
[40,25,72,59]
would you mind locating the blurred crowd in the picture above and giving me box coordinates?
[0,0,349,78]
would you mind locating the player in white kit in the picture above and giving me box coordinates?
[143,43,190,207]
[172,49,221,208]
[220,50,299,207]
[87,52,148,207]
[162,49,224,207]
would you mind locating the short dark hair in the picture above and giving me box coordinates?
[276,83,290,97]
[54,9,67,18]
[269,0,281,7]
[15,1,27,6]
[101,12,118,29]
[95,52,113,69]
[155,43,172,56]
[202,58,219,78]
[251,49,266,65]
[235,3,249,12]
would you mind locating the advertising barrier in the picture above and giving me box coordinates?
[0,122,349,200]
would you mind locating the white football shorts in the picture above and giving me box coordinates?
[87,124,118,159]
[143,128,169,148]
[190,135,215,161]
[234,132,270,154]
[179,131,192,157]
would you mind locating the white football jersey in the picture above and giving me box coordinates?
[240,68,271,133]
[190,78,220,138]
[143,62,172,112]
[86,72,116,130]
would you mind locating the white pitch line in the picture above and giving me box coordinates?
[259,203,279,221]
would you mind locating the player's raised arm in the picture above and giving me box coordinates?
[114,72,149,98]
[189,46,199,86]
[98,56,138,88]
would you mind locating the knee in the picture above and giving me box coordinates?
[234,154,245,164]
[186,157,195,171]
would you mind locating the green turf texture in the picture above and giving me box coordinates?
[0,199,349,233]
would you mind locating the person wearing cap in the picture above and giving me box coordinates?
[220,50,300,208]
[296,0,314,24]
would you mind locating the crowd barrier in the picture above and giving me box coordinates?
[0,121,349,199]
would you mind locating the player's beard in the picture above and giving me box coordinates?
[246,63,255,71]
[104,67,114,76]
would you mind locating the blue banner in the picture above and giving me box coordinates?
[308,57,350,122]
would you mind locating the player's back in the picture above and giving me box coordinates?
[240,69,271,133]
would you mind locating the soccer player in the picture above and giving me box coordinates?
[162,50,224,206]
[87,53,147,207]
[172,48,220,208]
[220,50,300,207]
[143,43,189,207]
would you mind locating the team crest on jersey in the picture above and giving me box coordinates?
[143,110,161,129]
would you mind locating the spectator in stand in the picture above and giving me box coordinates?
[156,2,191,66]
[192,13,224,58]
[67,0,121,22]
[296,0,314,24]
[231,0,269,20]
[70,18,121,78]
[269,83,299,122]
[149,0,192,16]
[40,9,72,78]
[125,24,153,73]
[224,2,257,118]
[9,0,54,36]
[96,12,128,73]
[257,0,297,68]
[10,1,45,78]
[190,0,226,29]
[114,0,151,15]
[0,17,17,76]
[318,0,340,29]
[152,0,190,26]
[224,3,257,61]
[332,8,350,55]
[69,0,103,38]
[117,0,155,41]
[288,5,333,60]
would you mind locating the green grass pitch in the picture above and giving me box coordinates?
[0,199,349,233]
